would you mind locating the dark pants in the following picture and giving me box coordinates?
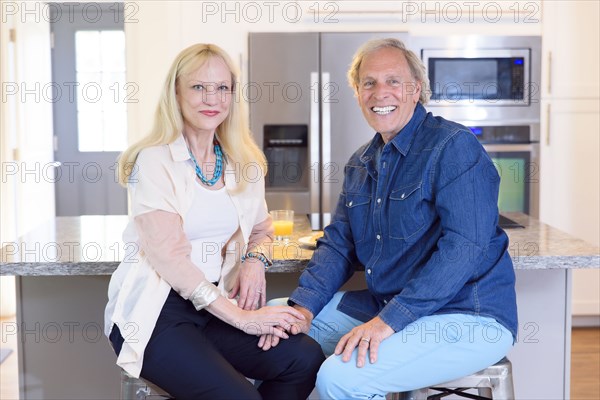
[110,289,325,400]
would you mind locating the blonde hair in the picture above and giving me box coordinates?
[347,38,431,104]
[117,43,266,190]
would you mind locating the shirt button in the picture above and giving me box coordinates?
[367,269,372,274]
[384,299,388,304]
[376,234,381,240]
[348,201,353,207]
[377,198,381,204]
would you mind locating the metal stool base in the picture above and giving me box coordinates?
[391,357,514,400]
[120,369,173,400]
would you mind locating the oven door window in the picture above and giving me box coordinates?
[488,151,531,214]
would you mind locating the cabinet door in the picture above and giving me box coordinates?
[540,98,599,241]
[543,0,600,98]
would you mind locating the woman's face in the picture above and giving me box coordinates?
[176,56,233,137]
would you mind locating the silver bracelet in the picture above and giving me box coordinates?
[189,281,220,311]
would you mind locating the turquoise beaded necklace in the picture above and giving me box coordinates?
[187,139,223,186]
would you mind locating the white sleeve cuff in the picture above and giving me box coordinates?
[189,281,220,311]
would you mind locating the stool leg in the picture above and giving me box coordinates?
[120,370,150,400]
[491,374,515,400]
[394,388,428,400]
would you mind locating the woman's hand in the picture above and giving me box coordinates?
[257,334,280,351]
[238,305,306,339]
[334,316,394,368]
[230,257,266,310]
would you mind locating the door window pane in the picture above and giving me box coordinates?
[75,30,127,152]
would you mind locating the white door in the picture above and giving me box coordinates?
[50,2,127,216]
[1,7,55,237]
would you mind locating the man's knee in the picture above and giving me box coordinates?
[315,356,352,397]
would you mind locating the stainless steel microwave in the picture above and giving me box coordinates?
[422,48,531,106]
[410,36,541,123]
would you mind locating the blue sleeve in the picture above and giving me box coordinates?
[288,185,358,317]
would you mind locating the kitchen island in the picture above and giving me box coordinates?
[1,213,598,399]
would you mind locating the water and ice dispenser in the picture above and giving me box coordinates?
[263,125,309,190]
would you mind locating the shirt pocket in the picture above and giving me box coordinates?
[389,182,425,240]
[345,193,371,243]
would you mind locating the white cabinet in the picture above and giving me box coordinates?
[541,1,600,318]
[540,98,600,239]
[542,1,600,99]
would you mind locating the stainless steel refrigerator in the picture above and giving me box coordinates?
[249,32,408,230]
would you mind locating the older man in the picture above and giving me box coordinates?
[286,38,518,399]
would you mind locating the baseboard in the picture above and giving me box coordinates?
[572,315,600,327]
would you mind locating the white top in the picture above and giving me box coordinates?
[104,134,272,378]
[184,183,239,283]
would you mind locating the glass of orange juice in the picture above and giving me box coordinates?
[270,210,294,242]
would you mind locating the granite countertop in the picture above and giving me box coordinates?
[1,213,598,276]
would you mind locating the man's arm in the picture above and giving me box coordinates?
[288,181,359,321]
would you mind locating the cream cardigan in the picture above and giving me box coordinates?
[104,134,273,377]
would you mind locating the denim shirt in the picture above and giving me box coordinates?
[290,103,518,339]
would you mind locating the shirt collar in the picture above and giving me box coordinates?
[360,133,384,165]
[168,134,192,162]
[360,102,427,163]
[388,102,426,156]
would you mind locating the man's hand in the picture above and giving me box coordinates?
[289,305,314,335]
[334,316,394,367]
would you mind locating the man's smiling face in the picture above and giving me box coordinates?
[357,47,422,142]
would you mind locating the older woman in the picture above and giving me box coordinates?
[104,43,324,400]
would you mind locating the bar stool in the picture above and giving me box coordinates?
[120,369,173,400]
[390,357,514,400]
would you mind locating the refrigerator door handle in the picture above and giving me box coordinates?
[321,72,332,227]
[309,72,321,230]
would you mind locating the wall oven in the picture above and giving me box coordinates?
[467,124,540,218]
[410,35,542,217]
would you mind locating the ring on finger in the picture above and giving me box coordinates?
[360,337,370,343]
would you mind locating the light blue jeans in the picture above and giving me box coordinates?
[270,292,513,400]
